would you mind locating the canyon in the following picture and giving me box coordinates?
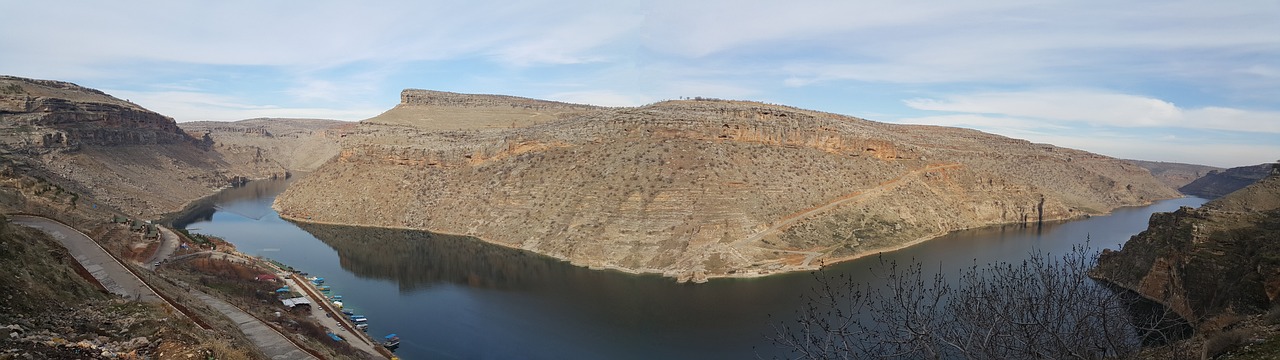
[275,89,1182,281]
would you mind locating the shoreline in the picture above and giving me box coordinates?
[270,193,1183,282]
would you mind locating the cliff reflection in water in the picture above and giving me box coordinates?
[172,179,293,227]
[293,221,810,332]
[296,222,594,291]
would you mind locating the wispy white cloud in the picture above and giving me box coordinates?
[544,90,644,107]
[107,89,380,122]
[903,90,1280,133]
[895,113,1278,168]
[2,1,1277,166]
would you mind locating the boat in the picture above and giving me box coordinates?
[341,309,354,316]
[355,323,369,331]
[309,277,325,284]
[329,295,343,301]
[350,315,368,323]
[333,301,343,309]
[382,334,400,348]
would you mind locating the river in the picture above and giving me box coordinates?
[177,179,1206,359]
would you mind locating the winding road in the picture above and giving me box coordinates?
[10,215,163,302]
[734,163,963,266]
[11,215,318,360]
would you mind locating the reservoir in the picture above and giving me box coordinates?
[178,179,1207,359]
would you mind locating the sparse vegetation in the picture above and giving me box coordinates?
[770,245,1195,359]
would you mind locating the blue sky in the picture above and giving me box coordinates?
[1,1,1277,167]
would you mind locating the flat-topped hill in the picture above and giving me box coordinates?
[363,89,601,130]
[1,75,197,149]
[275,92,1182,281]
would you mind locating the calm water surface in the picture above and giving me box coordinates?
[179,179,1206,359]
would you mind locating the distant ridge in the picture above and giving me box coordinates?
[1179,163,1273,199]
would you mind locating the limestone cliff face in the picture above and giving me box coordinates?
[276,91,1182,281]
[0,76,200,151]
[1094,169,1280,327]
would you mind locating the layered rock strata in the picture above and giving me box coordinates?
[276,90,1182,281]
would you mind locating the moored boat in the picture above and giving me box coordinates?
[382,334,400,348]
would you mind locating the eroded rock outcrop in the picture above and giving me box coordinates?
[1094,167,1280,327]
[276,91,1182,281]
[0,75,340,218]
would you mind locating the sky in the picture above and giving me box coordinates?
[1,1,1277,168]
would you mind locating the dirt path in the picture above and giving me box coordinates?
[144,226,180,270]
[736,163,962,261]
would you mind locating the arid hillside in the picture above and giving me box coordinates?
[179,118,349,174]
[1128,159,1221,190]
[276,90,1182,281]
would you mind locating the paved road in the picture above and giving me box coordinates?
[11,215,162,303]
[189,290,318,360]
[144,226,180,270]
[173,250,385,358]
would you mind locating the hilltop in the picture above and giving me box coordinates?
[276,90,1181,281]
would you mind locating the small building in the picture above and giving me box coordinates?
[255,274,279,282]
[281,297,312,312]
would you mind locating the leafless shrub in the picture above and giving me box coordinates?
[769,244,1187,359]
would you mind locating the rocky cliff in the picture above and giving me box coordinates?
[275,90,1182,281]
[0,75,337,219]
[0,75,201,151]
[1178,163,1273,199]
[1094,166,1280,327]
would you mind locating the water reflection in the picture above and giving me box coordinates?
[298,221,813,333]
[171,179,293,227]
[181,177,1208,359]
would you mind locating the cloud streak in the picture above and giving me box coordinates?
[904,90,1280,134]
[1,0,1276,167]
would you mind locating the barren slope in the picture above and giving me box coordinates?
[179,118,349,173]
[276,90,1181,281]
